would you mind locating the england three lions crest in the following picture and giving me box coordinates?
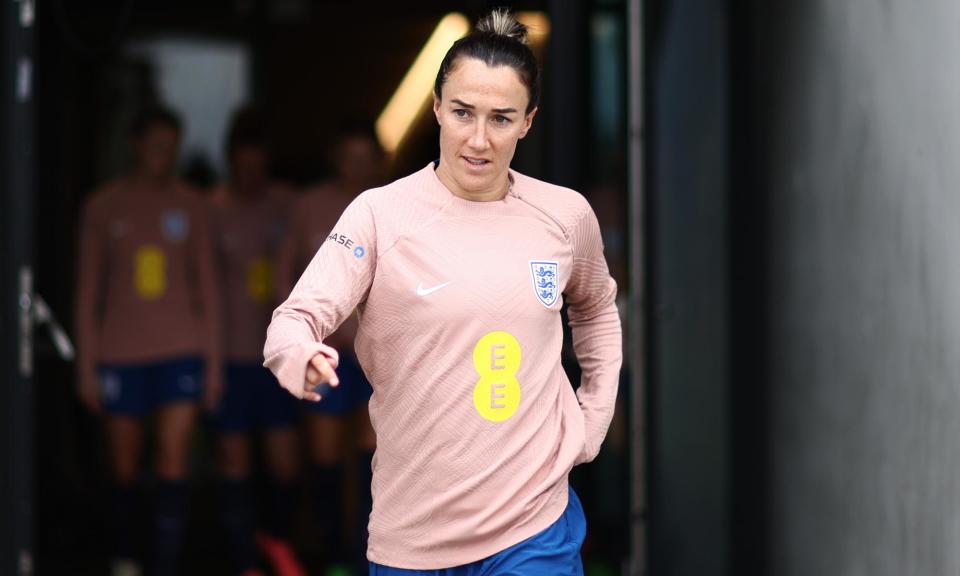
[530,261,559,308]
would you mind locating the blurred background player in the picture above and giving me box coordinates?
[208,107,306,576]
[75,106,222,576]
[276,123,385,573]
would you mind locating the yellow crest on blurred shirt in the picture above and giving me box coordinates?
[247,258,274,303]
[134,245,167,300]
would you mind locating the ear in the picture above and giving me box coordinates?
[518,106,538,139]
[432,94,443,126]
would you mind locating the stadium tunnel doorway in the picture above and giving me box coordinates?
[2,1,646,574]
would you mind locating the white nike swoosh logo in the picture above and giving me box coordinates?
[417,281,453,296]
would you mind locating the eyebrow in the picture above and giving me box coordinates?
[451,99,519,114]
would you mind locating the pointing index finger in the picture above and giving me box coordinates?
[310,354,340,387]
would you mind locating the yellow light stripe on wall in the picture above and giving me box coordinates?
[376,13,470,154]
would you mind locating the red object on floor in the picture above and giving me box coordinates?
[256,532,308,576]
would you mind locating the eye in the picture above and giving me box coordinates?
[492,115,511,125]
[453,109,470,119]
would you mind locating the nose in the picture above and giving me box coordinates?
[467,120,489,151]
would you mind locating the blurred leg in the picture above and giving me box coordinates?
[152,402,198,576]
[308,412,345,465]
[354,407,376,570]
[259,364,302,534]
[155,402,197,480]
[218,432,259,574]
[308,413,347,564]
[264,428,300,538]
[106,416,144,565]
[264,427,300,484]
[218,432,252,479]
[257,428,306,576]
[107,415,145,486]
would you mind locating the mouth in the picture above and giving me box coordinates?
[461,156,492,169]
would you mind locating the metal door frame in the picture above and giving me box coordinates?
[627,0,646,574]
[2,1,36,574]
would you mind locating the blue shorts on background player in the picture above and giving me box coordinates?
[98,357,204,415]
[210,363,298,431]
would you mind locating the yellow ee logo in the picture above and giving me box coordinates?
[472,331,522,422]
[247,258,274,303]
[134,245,167,300]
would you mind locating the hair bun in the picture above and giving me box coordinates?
[476,8,529,44]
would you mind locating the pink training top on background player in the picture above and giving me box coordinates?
[277,182,358,295]
[206,181,295,209]
[209,187,289,362]
[264,164,622,569]
[76,177,220,366]
[276,182,364,348]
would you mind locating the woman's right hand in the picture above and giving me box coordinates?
[303,352,340,402]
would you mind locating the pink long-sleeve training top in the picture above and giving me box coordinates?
[76,178,220,371]
[264,163,622,569]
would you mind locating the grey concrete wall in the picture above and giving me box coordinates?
[757,2,960,574]
[650,0,730,573]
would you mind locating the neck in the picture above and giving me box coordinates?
[231,180,265,202]
[435,159,510,202]
[132,169,174,190]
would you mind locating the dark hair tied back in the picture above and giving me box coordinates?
[434,8,541,114]
[476,8,529,43]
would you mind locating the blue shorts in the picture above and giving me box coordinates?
[210,362,298,432]
[98,357,204,416]
[369,486,586,576]
[307,351,373,415]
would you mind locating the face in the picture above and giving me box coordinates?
[433,57,537,200]
[134,123,180,180]
[336,135,383,190]
[231,145,269,197]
